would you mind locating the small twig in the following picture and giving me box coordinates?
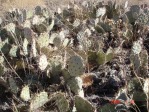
[0,51,23,82]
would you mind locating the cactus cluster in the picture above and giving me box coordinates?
[0,1,149,112]
[130,39,148,77]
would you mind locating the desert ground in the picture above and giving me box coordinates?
[0,0,149,11]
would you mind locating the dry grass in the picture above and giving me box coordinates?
[2,0,45,8]
[0,0,45,16]
[116,0,149,6]
[1,0,149,12]
[0,0,45,13]
[0,0,149,16]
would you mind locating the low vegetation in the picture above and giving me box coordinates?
[0,0,149,112]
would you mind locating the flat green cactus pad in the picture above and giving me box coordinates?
[30,91,49,111]
[20,85,31,101]
[49,92,69,112]
[67,55,84,77]
[74,95,96,112]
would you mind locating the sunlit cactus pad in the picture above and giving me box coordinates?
[67,55,84,77]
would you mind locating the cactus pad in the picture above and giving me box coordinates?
[30,91,49,111]
[67,55,84,77]
[96,50,106,65]
[9,45,18,57]
[74,95,96,112]
[8,77,18,94]
[49,92,69,112]
[20,85,31,101]
[143,78,149,96]
[37,32,49,48]
[67,77,84,97]
[38,54,48,71]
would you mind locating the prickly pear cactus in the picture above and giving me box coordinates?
[73,18,81,27]
[37,54,48,71]
[31,37,37,58]
[17,13,24,25]
[9,45,18,57]
[88,50,97,63]
[97,21,112,32]
[136,13,149,25]
[42,8,49,18]
[32,15,47,33]
[34,23,47,34]
[76,30,86,46]
[67,55,84,77]
[21,9,27,21]
[96,50,106,65]
[140,50,148,76]
[37,32,49,48]
[0,38,11,54]
[99,104,115,112]
[67,77,84,97]
[131,40,142,55]
[0,56,4,64]
[0,64,5,76]
[23,20,31,28]
[0,17,2,25]
[0,56,5,75]
[128,78,142,92]
[123,29,133,41]
[74,95,96,112]
[62,68,71,81]
[53,36,62,48]
[35,6,42,15]
[130,39,148,76]
[96,48,114,65]
[105,1,120,21]
[130,40,142,72]
[8,77,18,94]
[96,7,106,18]
[4,23,16,34]
[49,92,69,112]
[32,15,45,25]
[23,27,32,42]
[20,85,31,101]
[1,23,16,44]
[128,78,147,102]
[30,91,49,111]
[0,1,149,112]
[62,38,70,48]
[22,38,29,56]
[132,91,147,102]
[130,54,140,73]
[47,17,55,31]
[106,47,114,62]
[48,55,63,74]
[126,5,141,24]
[49,33,59,44]
[26,9,34,19]
[143,78,149,96]
[95,25,105,34]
